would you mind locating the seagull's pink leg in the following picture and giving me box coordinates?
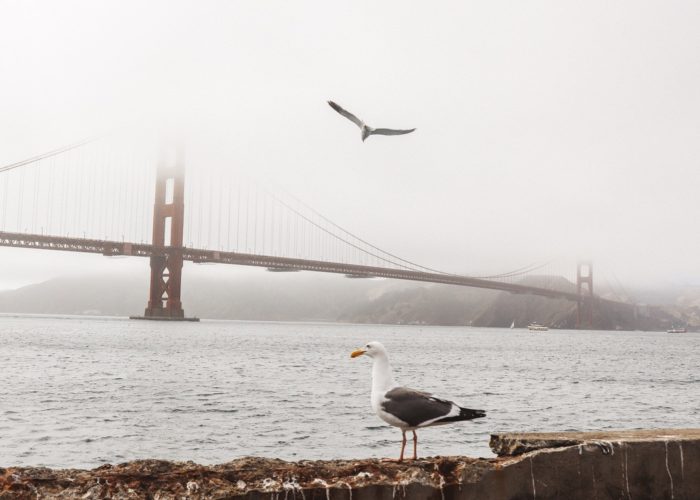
[383,430,407,462]
[412,430,418,460]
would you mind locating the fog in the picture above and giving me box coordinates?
[1,1,699,291]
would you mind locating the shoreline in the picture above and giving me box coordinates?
[1,312,696,333]
[2,429,697,499]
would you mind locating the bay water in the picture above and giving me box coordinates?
[0,315,697,468]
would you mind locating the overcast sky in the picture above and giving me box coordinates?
[1,1,699,290]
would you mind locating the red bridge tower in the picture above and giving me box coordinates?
[576,261,593,329]
[131,145,198,321]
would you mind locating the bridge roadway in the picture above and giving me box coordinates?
[0,231,583,302]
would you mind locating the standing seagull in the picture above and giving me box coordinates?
[351,341,485,461]
[328,101,416,142]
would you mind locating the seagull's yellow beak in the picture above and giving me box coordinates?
[350,348,366,358]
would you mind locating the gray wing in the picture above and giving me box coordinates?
[327,101,363,128]
[381,387,453,428]
[371,128,416,136]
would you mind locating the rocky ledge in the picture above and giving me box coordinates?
[490,428,700,457]
[1,429,698,499]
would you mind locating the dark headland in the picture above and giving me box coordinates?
[1,273,698,331]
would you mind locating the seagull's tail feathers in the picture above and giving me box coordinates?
[438,406,486,423]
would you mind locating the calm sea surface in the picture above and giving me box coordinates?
[0,315,698,468]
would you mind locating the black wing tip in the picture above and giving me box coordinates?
[434,407,486,424]
[327,100,340,110]
[459,407,486,419]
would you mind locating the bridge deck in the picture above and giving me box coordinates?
[0,231,583,302]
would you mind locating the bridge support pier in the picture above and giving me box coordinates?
[131,144,198,322]
[576,261,593,329]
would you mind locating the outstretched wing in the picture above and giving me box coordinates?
[371,128,416,136]
[327,101,363,128]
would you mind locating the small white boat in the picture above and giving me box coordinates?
[528,322,549,331]
[667,327,687,333]
[510,320,515,329]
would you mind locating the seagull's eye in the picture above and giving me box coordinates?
[366,345,371,349]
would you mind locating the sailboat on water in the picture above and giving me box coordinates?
[510,320,515,329]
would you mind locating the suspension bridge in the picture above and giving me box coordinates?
[0,137,600,326]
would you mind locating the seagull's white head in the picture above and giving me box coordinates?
[351,341,386,359]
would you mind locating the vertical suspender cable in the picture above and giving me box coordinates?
[76,148,83,237]
[17,167,25,231]
[47,158,54,233]
[236,181,241,251]
[198,174,203,247]
[294,199,298,257]
[208,175,214,248]
[1,170,7,230]
[226,173,232,251]
[300,201,305,258]
[262,191,267,254]
[253,185,258,253]
[84,148,92,238]
[127,151,134,242]
[286,201,290,256]
[277,198,283,257]
[31,160,40,233]
[218,174,223,250]
[245,182,250,252]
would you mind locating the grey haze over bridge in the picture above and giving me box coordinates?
[0,138,599,325]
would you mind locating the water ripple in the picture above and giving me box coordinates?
[0,316,698,468]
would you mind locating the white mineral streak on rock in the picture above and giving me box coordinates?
[529,457,537,500]
[665,441,674,499]
[678,442,684,480]
[336,480,352,500]
[282,478,306,500]
[186,480,200,494]
[82,485,100,500]
[396,481,408,498]
[624,445,631,500]
[262,478,281,491]
[311,479,331,500]
[590,440,614,455]
[591,465,597,494]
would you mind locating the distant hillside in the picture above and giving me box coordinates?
[0,271,697,331]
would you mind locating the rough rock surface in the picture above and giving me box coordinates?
[0,457,490,499]
[1,429,698,499]
[489,428,700,456]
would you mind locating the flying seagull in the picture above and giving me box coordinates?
[327,101,416,142]
[351,341,485,461]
